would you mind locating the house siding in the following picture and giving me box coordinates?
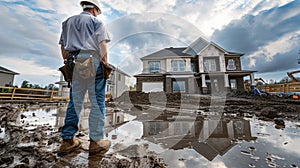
[0,73,14,86]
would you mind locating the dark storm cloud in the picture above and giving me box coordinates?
[211,0,300,73]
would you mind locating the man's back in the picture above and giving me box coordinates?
[60,11,106,53]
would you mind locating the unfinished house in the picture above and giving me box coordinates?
[0,66,19,86]
[135,37,256,94]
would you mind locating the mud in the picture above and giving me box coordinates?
[0,91,299,167]
[117,91,300,121]
[0,105,166,168]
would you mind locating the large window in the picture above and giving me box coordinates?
[204,59,217,72]
[171,60,185,72]
[173,81,186,92]
[227,59,236,70]
[149,61,160,73]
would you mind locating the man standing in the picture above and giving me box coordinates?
[58,0,111,156]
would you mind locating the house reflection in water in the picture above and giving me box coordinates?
[55,107,127,134]
[142,117,257,161]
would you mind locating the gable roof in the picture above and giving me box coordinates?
[141,47,192,60]
[0,66,19,75]
[183,37,244,56]
[183,37,210,56]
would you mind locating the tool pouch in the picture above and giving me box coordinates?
[74,56,96,80]
[59,64,73,83]
[101,61,113,79]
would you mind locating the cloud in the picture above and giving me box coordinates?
[0,57,60,85]
[211,0,300,73]
[0,0,297,85]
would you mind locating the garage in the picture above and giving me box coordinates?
[142,82,164,93]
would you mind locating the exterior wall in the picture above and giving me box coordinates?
[0,73,14,86]
[235,77,245,91]
[188,77,195,94]
[198,45,225,73]
[165,77,172,92]
[107,70,130,98]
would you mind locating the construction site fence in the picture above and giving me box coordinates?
[257,82,300,93]
[0,86,69,101]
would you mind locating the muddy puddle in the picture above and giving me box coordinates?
[9,105,298,168]
[0,103,300,168]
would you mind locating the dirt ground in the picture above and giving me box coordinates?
[0,91,299,167]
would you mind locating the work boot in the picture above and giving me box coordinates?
[89,139,111,156]
[57,138,82,156]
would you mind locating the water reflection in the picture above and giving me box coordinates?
[17,107,300,167]
[142,118,257,161]
[55,107,130,135]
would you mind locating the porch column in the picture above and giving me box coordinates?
[201,74,207,87]
[224,74,230,87]
[201,74,208,94]
[250,73,255,85]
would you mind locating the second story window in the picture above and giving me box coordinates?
[227,59,236,70]
[171,60,185,72]
[149,61,160,73]
[204,59,217,72]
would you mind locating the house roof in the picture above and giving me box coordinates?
[141,36,244,60]
[141,47,192,60]
[110,64,131,77]
[0,66,19,75]
[183,37,244,56]
[183,37,210,56]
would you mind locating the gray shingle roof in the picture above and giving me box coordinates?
[0,66,19,75]
[183,37,210,56]
[141,47,192,60]
[183,37,244,56]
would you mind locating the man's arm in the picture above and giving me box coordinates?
[60,45,68,60]
[99,40,108,64]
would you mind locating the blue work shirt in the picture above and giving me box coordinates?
[59,11,110,53]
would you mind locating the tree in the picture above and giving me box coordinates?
[21,80,30,88]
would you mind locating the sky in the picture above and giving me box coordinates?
[0,0,299,87]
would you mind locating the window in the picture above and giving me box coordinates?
[171,60,185,72]
[149,122,162,135]
[227,59,236,70]
[118,74,121,81]
[191,63,195,72]
[173,81,186,92]
[149,61,160,73]
[204,59,216,72]
[230,79,237,89]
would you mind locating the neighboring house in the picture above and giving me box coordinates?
[55,64,130,99]
[135,37,257,94]
[107,65,131,98]
[0,66,19,86]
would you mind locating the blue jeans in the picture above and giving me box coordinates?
[60,53,107,141]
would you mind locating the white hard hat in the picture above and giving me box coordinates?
[80,0,102,14]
